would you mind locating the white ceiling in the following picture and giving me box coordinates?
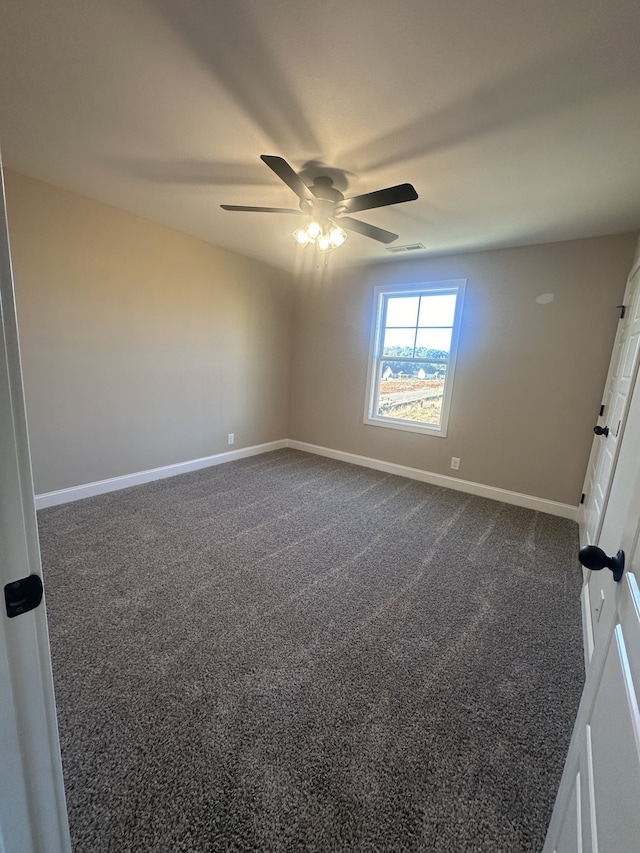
[2,0,640,273]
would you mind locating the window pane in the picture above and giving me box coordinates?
[415,327,453,353]
[366,281,464,436]
[386,296,419,327]
[383,327,416,354]
[418,294,456,327]
[376,361,445,426]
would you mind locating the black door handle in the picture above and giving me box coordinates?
[578,545,625,582]
[594,425,609,437]
[4,574,44,617]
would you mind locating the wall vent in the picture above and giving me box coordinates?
[386,243,426,254]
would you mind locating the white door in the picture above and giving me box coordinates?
[0,166,71,852]
[583,262,640,547]
[581,264,640,663]
[543,362,640,853]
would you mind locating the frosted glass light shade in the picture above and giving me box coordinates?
[292,219,347,251]
[329,226,347,247]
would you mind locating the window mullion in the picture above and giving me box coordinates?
[384,357,449,366]
[413,297,420,357]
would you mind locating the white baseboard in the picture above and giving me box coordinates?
[35,437,579,521]
[287,440,579,521]
[34,440,288,509]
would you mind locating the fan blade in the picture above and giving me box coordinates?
[220,205,302,214]
[342,183,418,214]
[340,216,399,244]
[260,155,315,202]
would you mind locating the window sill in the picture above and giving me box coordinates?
[364,415,448,438]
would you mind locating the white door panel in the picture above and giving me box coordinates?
[583,265,640,662]
[546,568,640,853]
[586,572,614,654]
[553,777,581,853]
[545,361,640,853]
[588,619,640,850]
[583,265,640,551]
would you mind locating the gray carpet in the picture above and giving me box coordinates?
[38,449,584,853]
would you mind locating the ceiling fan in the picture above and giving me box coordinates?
[221,155,418,250]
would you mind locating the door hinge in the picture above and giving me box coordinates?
[617,304,626,319]
[580,493,586,504]
[599,404,605,417]
[4,574,43,618]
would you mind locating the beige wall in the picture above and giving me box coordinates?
[4,171,294,494]
[5,168,637,507]
[289,235,638,505]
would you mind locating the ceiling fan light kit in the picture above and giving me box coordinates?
[293,220,347,251]
[221,155,418,252]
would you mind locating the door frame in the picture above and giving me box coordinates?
[545,243,640,851]
[0,164,71,852]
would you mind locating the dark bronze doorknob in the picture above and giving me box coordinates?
[593,425,610,437]
[578,545,625,582]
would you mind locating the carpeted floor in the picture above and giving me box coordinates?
[38,449,584,852]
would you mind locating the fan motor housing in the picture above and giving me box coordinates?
[309,176,344,203]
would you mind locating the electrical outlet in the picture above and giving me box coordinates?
[228,433,234,445]
[450,457,460,470]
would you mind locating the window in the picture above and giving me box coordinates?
[364,280,466,437]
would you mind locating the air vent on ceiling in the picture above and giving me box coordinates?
[386,243,426,254]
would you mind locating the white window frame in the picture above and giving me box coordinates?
[364,280,466,438]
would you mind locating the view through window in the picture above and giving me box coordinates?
[365,282,465,436]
